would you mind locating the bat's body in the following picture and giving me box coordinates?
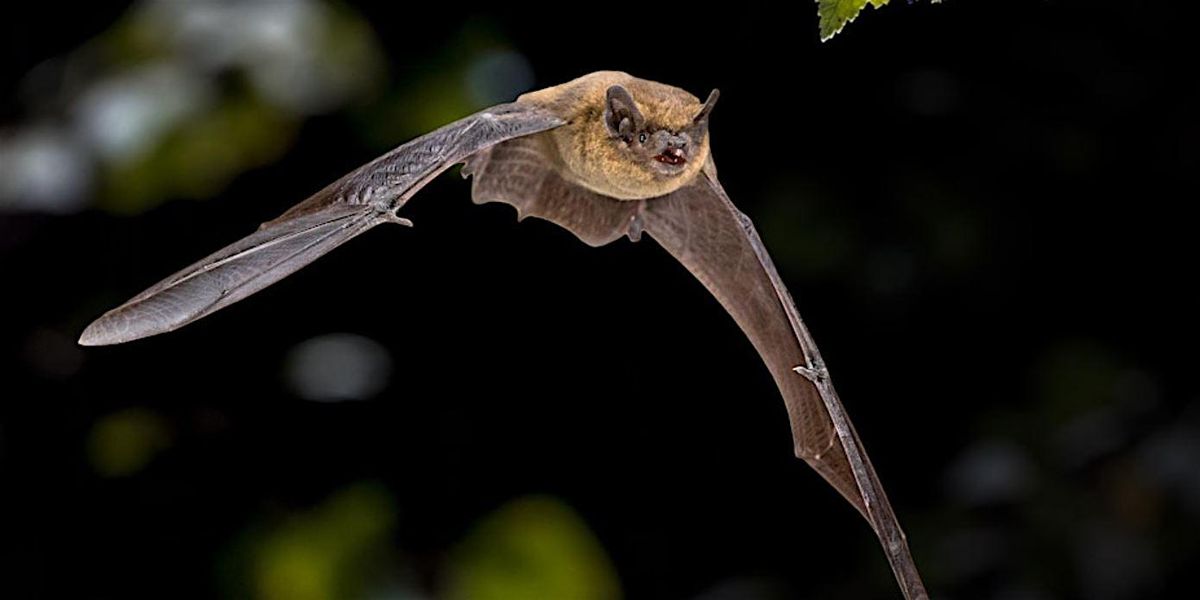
[80,71,928,599]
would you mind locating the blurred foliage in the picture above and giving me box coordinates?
[446,496,621,600]
[95,0,383,214]
[927,337,1182,598]
[0,0,387,215]
[356,23,533,147]
[86,407,172,477]
[0,0,543,216]
[101,92,293,213]
[818,0,943,42]
[222,490,618,600]
[236,484,397,600]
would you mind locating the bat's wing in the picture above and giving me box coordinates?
[640,164,929,600]
[463,136,642,246]
[80,104,565,346]
[463,146,925,597]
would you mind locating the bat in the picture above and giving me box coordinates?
[79,71,928,599]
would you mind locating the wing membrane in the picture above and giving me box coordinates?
[642,167,929,600]
[464,135,640,246]
[80,205,387,345]
[80,104,564,345]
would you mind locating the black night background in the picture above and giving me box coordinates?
[2,2,1198,599]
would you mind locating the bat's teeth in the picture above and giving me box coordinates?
[654,150,686,165]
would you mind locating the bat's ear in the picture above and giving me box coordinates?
[694,89,719,125]
[604,85,644,139]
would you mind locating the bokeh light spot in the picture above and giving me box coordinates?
[0,126,92,213]
[284,333,393,402]
[86,408,172,477]
[945,439,1034,506]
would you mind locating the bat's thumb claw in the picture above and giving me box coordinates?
[382,212,413,227]
[793,364,829,384]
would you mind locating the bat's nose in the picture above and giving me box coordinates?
[666,135,688,149]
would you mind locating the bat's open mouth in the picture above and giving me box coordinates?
[654,148,687,166]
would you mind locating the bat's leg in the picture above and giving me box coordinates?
[626,201,646,242]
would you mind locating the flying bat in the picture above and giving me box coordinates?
[79,71,928,599]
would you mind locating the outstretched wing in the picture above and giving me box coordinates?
[461,143,925,598]
[79,104,564,346]
[641,164,928,600]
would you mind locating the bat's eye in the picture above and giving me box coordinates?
[638,133,647,144]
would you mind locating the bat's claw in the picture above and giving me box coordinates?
[793,363,829,385]
[383,212,414,227]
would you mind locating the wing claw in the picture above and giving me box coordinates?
[793,364,829,384]
[383,212,414,227]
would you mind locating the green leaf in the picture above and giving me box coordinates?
[818,0,942,42]
[818,0,890,42]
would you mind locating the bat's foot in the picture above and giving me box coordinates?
[627,214,644,242]
[625,202,646,242]
[793,363,829,385]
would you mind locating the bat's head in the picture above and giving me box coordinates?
[535,72,719,200]
[603,83,718,179]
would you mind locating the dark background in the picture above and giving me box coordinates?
[3,1,1198,599]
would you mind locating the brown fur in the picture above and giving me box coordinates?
[518,71,710,200]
